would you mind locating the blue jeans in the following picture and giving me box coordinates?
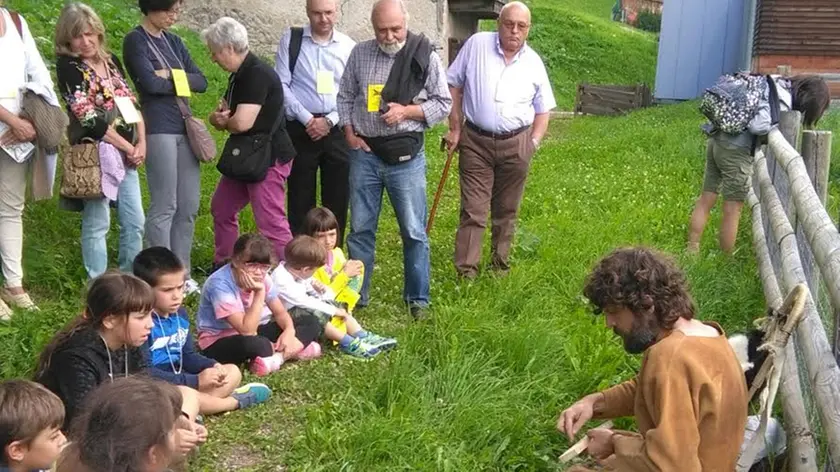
[347,148,430,307]
[81,169,145,279]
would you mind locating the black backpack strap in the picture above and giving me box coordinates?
[765,75,781,126]
[288,27,304,76]
[9,10,22,38]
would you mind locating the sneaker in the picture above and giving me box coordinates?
[0,299,11,321]
[184,279,201,296]
[0,289,38,311]
[362,333,397,351]
[295,342,322,361]
[409,305,430,321]
[340,337,380,359]
[232,383,271,409]
[248,356,273,377]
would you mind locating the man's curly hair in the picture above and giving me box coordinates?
[583,247,696,330]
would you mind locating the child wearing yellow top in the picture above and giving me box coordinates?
[302,208,365,336]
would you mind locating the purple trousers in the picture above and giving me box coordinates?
[211,160,293,263]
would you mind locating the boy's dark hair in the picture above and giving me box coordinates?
[790,75,831,127]
[133,246,185,287]
[583,247,696,331]
[0,380,65,464]
[302,207,339,236]
[60,377,181,472]
[284,236,327,269]
[232,233,275,266]
[138,0,181,15]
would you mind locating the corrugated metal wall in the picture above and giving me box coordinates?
[654,0,747,100]
[754,0,840,55]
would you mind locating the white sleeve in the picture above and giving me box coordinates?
[271,268,338,315]
[21,15,57,100]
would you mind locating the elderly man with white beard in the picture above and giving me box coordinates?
[336,0,451,321]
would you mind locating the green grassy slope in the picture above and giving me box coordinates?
[1,0,767,470]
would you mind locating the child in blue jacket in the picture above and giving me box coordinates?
[134,247,271,416]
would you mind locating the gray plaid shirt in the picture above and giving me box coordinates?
[337,39,451,137]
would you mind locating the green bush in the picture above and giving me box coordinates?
[635,10,662,33]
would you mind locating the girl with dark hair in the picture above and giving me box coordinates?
[35,271,156,428]
[688,74,830,255]
[196,233,324,377]
[57,377,182,472]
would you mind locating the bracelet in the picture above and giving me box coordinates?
[532,137,540,150]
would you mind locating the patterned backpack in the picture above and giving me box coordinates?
[699,73,769,135]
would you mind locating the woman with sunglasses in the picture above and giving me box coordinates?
[195,233,323,377]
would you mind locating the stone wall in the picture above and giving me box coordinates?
[180,0,449,60]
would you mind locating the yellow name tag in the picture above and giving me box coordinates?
[316,70,335,94]
[171,69,191,97]
[114,96,141,124]
[367,84,384,112]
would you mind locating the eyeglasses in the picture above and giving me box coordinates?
[165,6,182,17]
[501,20,530,31]
[243,263,272,273]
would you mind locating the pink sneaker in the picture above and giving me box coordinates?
[295,342,322,361]
[249,356,272,377]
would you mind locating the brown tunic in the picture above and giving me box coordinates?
[590,322,748,471]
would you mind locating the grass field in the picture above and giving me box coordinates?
[0,0,818,470]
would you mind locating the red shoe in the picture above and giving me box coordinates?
[249,356,272,377]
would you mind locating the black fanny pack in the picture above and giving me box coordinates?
[217,114,285,183]
[363,132,423,165]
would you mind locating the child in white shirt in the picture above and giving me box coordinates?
[271,236,396,359]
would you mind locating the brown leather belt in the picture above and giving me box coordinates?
[465,121,529,140]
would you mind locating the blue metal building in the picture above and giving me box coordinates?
[654,0,753,101]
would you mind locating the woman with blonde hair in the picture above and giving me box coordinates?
[54,2,147,279]
[0,1,59,317]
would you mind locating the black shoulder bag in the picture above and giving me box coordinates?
[217,78,285,182]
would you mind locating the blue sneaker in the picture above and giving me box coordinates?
[340,337,380,359]
[362,333,397,351]
[232,383,272,409]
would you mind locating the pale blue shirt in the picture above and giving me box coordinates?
[274,26,355,126]
[447,32,556,134]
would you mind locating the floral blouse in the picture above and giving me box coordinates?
[56,53,138,144]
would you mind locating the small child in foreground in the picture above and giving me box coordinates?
[271,236,397,359]
[133,247,272,415]
[0,380,66,472]
[57,377,183,472]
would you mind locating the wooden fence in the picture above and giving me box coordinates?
[573,83,652,116]
[746,109,840,470]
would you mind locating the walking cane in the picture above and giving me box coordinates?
[426,137,458,235]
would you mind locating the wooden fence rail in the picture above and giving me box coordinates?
[749,110,840,469]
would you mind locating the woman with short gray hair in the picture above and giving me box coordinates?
[203,17,297,269]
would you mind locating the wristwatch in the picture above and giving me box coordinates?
[325,116,335,128]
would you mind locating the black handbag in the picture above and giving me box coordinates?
[217,113,285,183]
[363,131,424,165]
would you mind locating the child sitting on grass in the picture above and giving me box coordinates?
[33,272,205,456]
[133,247,272,415]
[57,377,185,472]
[196,234,324,377]
[0,380,66,472]
[302,207,364,314]
[271,236,397,359]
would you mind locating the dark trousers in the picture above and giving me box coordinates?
[201,314,323,365]
[454,126,536,277]
[286,120,351,243]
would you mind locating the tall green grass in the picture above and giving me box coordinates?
[1,0,768,470]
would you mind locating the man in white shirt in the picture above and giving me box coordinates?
[446,1,556,279]
[275,0,356,243]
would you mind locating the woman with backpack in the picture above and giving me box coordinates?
[687,74,830,255]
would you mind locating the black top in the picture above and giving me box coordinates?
[36,327,148,430]
[122,27,208,135]
[223,52,295,163]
